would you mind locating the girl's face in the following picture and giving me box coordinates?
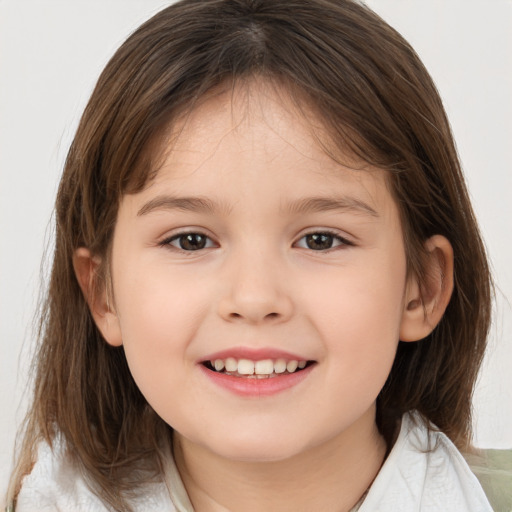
[106,83,413,462]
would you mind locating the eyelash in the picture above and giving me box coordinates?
[159,230,354,253]
[159,232,217,253]
[294,231,354,251]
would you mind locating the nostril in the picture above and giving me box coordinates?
[229,312,279,320]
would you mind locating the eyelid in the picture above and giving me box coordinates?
[158,229,218,252]
[293,229,355,250]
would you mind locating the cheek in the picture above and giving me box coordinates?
[308,256,405,326]
[303,252,406,374]
[112,263,209,395]
[114,259,210,339]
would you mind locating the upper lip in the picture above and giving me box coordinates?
[200,347,311,363]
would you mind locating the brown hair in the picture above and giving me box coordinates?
[8,0,492,509]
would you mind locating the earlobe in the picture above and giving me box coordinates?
[399,235,454,342]
[73,247,123,347]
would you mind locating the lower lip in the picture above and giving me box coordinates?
[199,364,315,397]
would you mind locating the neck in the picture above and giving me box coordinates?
[173,406,386,512]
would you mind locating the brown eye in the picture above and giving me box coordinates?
[165,233,214,251]
[295,232,351,251]
[305,233,335,250]
[180,234,207,250]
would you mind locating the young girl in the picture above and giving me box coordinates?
[6,0,496,510]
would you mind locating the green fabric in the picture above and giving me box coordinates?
[464,449,512,512]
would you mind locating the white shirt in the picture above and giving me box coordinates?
[15,412,492,511]
[357,413,492,511]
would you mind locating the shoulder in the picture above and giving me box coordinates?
[15,435,175,512]
[15,436,108,511]
[360,412,494,512]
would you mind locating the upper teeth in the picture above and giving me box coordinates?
[211,358,307,376]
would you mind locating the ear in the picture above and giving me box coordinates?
[399,235,454,342]
[73,247,123,347]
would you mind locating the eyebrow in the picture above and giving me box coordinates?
[137,195,232,216]
[285,196,379,217]
[137,194,379,218]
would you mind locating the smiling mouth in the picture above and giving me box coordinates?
[202,357,315,379]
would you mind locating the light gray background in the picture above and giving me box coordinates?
[1,0,511,497]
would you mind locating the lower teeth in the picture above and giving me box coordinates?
[223,371,282,378]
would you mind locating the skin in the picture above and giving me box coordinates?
[75,80,453,511]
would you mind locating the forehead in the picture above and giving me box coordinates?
[130,79,396,219]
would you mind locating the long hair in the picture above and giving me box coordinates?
[8,0,492,509]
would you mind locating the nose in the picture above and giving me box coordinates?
[217,249,294,325]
